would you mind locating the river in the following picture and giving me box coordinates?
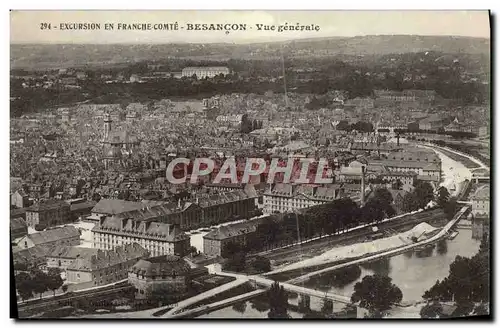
[197,228,479,318]
[303,227,480,302]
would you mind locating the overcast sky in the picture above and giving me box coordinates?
[10,10,490,44]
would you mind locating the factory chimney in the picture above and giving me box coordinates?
[397,134,400,147]
[361,165,366,205]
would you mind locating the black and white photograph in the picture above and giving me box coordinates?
[9,10,491,319]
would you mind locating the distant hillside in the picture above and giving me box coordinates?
[10,35,490,70]
[282,35,490,55]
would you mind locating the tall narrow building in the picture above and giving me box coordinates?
[103,113,112,141]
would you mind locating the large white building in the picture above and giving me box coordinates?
[182,67,230,79]
[263,184,341,214]
[91,217,190,257]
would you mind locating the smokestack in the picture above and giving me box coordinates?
[361,165,366,205]
[397,134,400,147]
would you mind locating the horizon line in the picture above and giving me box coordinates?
[10,33,491,46]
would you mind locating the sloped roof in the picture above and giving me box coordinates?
[10,217,27,231]
[387,150,440,163]
[369,160,440,170]
[67,243,148,272]
[129,255,191,277]
[388,189,407,201]
[204,221,258,241]
[91,199,146,215]
[340,166,363,176]
[10,208,26,218]
[13,244,57,262]
[26,199,70,212]
[28,226,80,246]
[383,171,418,177]
[92,217,189,242]
[70,201,97,212]
[197,189,253,208]
[48,245,99,259]
[204,216,276,241]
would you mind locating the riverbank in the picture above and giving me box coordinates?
[269,222,440,275]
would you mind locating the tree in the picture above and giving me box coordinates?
[303,311,325,319]
[321,298,334,316]
[232,301,247,313]
[420,301,444,318]
[364,310,384,318]
[413,181,435,208]
[369,188,396,219]
[437,187,450,207]
[423,239,490,305]
[443,196,458,220]
[351,274,403,315]
[13,262,28,272]
[452,300,475,317]
[267,281,289,319]
[62,285,68,293]
[402,191,419,212]
[46,268,64,296]
[34,224,46,232]
[250,297,269,313]
[223,241,244,258]
[32,270,49,299]
[362,199,385,223]
[251,256,271,273]
[437,239,448,255]
[189,246,198,256]
[223,251,247,272]
[318,265,362,288]
[16,272,34,301]
[473,302,489,316]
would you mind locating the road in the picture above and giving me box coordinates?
[287,206,470,285]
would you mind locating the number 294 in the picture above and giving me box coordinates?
[40,23,52,30]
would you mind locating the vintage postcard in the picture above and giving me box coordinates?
[10,10,491,319]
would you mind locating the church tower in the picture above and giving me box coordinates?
[104,113,112,141]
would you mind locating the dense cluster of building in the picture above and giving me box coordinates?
[10,83,489,304]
